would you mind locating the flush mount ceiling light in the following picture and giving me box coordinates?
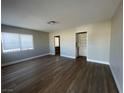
[47,21,58,25]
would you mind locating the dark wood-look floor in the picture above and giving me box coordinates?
[2,55,118,93]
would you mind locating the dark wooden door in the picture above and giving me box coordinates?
[54,36,60,55]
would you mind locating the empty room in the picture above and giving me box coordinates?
[1,0,123,93]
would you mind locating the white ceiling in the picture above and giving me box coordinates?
[2,0,121,32]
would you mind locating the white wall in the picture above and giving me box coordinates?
[87,21,111,64]
[110,2,123,93]
[49,29,76,58]
[49,21,111,64]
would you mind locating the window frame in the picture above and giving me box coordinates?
[2,32,34,53]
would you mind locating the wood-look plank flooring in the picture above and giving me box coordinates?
[2,55,118,93]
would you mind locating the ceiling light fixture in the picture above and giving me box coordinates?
[47,21,58,25]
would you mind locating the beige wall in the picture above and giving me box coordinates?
[110,2,123,93]
[49,21,111,64]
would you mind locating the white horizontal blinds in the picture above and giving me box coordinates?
[20,34,33,50]
[55,37,59,47]
[2,32,20,52]
[2,32,34,53]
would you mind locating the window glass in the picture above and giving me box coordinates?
[2,32,34,53]
[2,32,20,52]
[20,34,33,50]
[55,37,59,47]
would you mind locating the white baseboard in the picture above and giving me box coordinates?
[110,65,121,93]
[2,53,50,67]
[61,55,76,59]
[49,53,76,59]
[49,53,55,55]
[87,59,110,65]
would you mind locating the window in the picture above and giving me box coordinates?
[54,37,60,47]
[20,34,33,50]
[2,32,34,53]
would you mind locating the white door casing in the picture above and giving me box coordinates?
[77,33,87,56]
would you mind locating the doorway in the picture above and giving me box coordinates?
[76,32,87,58]
[54,36,60,56]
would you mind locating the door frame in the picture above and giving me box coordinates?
[76,32,87,58]
[54,35,61,56]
